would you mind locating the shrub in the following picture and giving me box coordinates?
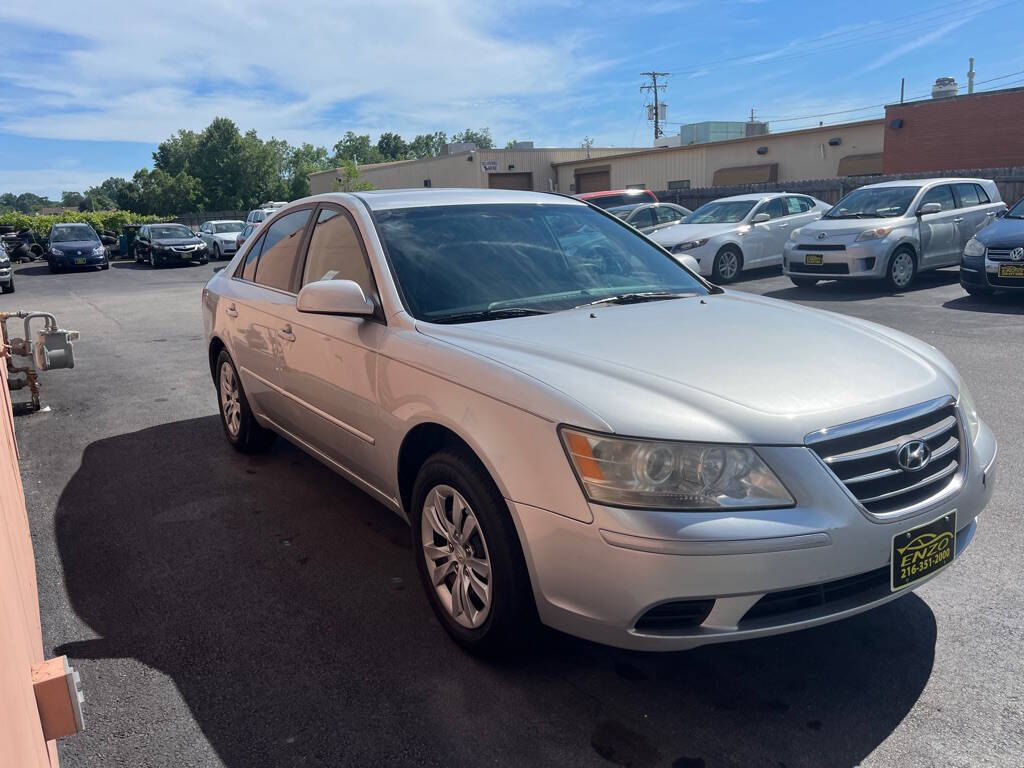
[0,210,163,238]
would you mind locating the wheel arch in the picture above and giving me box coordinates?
[208,335,226,383]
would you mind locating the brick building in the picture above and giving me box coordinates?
[883,86,1024,174]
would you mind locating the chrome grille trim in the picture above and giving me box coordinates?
[985,247,1024,262]
[806,396,965,518]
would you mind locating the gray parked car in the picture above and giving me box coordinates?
[784,178,1004,290]
[203,189,995,654]
[0,246,13,293]
[607,202,691,235]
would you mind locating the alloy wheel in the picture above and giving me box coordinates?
[219,361,242,437]
[718,250,739,280]
[420,484,493,629]
[891,252,914,288]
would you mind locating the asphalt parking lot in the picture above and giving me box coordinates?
[7,259,1024,768]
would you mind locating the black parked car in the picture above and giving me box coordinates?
[46,223,109,272]
[133,224,209,267]
[961,196,1024,297]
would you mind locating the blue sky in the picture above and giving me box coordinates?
[2,0,1023,199]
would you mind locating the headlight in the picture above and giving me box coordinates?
[92,246,105,255]
[963,237,985,258]
[957,381,980,444]
[855,226,895,241]
[50,247,64,256]
[789,228,802,241]
[671,238,708,253]
[560,428,794,510]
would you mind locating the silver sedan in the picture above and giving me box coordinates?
[203,189,995,654]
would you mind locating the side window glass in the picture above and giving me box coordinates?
[799,197,816,212]
[302,207,375,296]
[921,185,955,212]
[254,209,312,291]
[632,208,656,228]
[784,197,803,215]
[655,206,679,224]
[240,232,267,281]
[955,183,981,207]
[758,198,787,219]
[975,184,991,204]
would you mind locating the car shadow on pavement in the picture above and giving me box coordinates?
[764,269,960,302]
[943,294,1024,314]
[14,264,54,276]
[53,416,937,768]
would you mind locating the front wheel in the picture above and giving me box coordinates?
[213,243,222,260]
[411,449,536,655]
[149,252,156,268]
[886,248,917,291]
[790,276,819,288]
[215,350,276,453]
[712,246,743,284]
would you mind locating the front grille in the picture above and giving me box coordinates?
[172,245,198,252]
[984,247,1023,262]
[790,262,850,275]
[634,599,714,633]
[807,397,963,516]
[796,244,846,251]
[740,567,889,624]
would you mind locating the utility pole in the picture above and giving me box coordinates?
[641,71,669,142]
[968,57,975,94]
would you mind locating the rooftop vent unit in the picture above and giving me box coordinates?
[931,76,958,99]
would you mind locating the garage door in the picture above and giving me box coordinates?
[488,172,533,190]
[575,170,611,194]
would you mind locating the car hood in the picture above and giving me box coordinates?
[153,237,203,247]
[651,222,739,246]
[794,216,908,243]
[975,217,1024,248]
[213,232,241,243]
[416,291,956,444]
[50,239,101,251]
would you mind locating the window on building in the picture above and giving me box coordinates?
[302,207,375,300]
[253,209,312,292]
[667,180,691,190]
[423,179,432,188]
[626,184,646,190]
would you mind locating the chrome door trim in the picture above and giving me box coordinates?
[240,365,376,445]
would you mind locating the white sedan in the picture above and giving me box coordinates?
[652,193,830,283]
[198,220,246,260]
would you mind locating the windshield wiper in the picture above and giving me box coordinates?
[573,291,698,309]
[430,307,550,324]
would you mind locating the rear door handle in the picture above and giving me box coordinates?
[278,325,295,342]
[225,303,238,318]
[777,223,789,228]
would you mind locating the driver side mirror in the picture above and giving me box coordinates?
[296,279,374,317]
[751,212,770,224]
[917,202,942,216]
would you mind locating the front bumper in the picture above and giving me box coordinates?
[51,253,107,267]
[153,249,207,263]
[960,257,1024,291]
[510,420,996,651]
[0,264,11,284]
[783,239,892,280]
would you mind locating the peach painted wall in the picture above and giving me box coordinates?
[0,362,59,767]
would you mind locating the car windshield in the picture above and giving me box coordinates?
[50,225,97,242]
[683,201,755,224]
[151,225,194,239]
[1005,198,1024,219]
[825,186,920,219]
[376,203,708,322]
[212,222,243,233]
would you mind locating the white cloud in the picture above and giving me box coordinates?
[855,16,974,75]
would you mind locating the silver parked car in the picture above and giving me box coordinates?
[203,189,995,654]
[607,202,691,235]
[652,192,831,283]
[784,178,1004,290]
[198,219,246,260]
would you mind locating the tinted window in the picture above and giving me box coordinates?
[656,206,683,224]
[975,184,991,204]
[302,208,375,296]
[630,207,656,228]
[955,183,980,207]
[254,210,311,291]
[240,233,266,281]
[920,185,955,212]
[757,197,787,219]
[375,203,707,322]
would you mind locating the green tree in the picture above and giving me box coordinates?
[133,168,202,215]
[330,160,374,192]
[77,192,116,211]
[284,143,333,199]
[153,129,201,176]
[331,132,383,165]
[408,131,448,159]
[376,132,410,161]
[61,191,85,208]
[450,127,493,149]
[91,177,141,212]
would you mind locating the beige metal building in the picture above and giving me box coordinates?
[308,146,644,195]
[556,119,884,193]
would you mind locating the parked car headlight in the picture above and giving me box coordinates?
[855,226,894,241]
[789,228,802,241]
[50,247,65,256]
[92,246,105,255]
[963,237,985,258]
[957,381,981,444]
[560,428,794,510]
[671,238,709,253]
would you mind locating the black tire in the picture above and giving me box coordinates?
[410,448,536,656]
[712,246,743,284]
[215,349,276,453]
[963,284,994,298]
[213,243,222,260]
[199,257,209,265]
[885,247,917,291]
[790,276,819,288]
[101,262,110,270]
[1,280,12,294]
[149,252,157,268]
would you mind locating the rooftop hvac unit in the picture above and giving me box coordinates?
[931,77,958,99]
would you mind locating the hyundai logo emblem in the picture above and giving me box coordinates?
[1010,247,1024,262]
[897,440,931,472]
[817,232,828,240]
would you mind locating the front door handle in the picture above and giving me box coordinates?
[953,217,964,223]
[278,325,296,342]
[777,223,789,228]
[225,303,238,318]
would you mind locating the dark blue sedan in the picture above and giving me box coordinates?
[961,196,1024,296]
[46,223,110,272]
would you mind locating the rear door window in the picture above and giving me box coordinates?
[655,206,682,224]
[630,207,656,228]
[974,184,991,204]
[253,209,312,292]
[955,183,981,208]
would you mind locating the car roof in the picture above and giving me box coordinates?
[346,188,583,211]
[859,177,991,189]
[709,192,792,203]
[575,189,651,199]
[206,219,245,224]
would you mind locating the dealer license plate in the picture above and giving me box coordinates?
[998,264,1024,278]
[891,512,956,591]
[804,254,823,265]
[74,258,86,264]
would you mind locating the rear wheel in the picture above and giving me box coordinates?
[712,246,743,283]
[790,276,819,288]
[886,248,917,291]
[216,349,276,453]
[411,449,536,656]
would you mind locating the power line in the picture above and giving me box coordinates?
[640,71,669,142]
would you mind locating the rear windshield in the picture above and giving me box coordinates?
[50,224,98,242]
[825,186,920,219]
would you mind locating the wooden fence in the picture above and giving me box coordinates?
[656,167,1024,209]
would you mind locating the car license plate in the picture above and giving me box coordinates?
[804,254,823,265]
[998,263,1024,278]
[891,512,956,591]
[74,258,86,264]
